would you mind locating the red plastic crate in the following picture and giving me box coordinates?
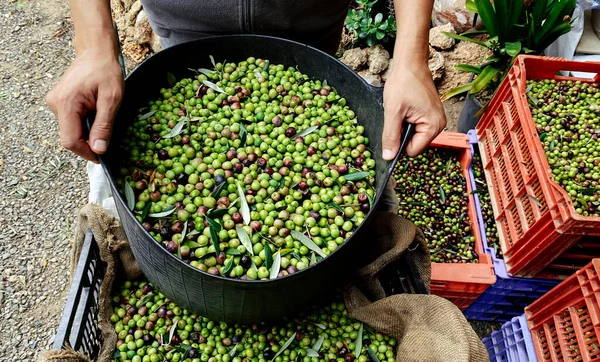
[526,259,600,361]
[475,55,600,277]
[427,132,496,310]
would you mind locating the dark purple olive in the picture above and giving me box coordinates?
[285,127,296,137]
[263,350,275,360]
[215,174,225,185]
[188,348,199,358]
[171,221,184,233]
[142,334,153,345]
[166,241,179,253]
[175,173,187,184]
[257,158,267,168]
[157,307,166,318]
[240,256,251,268]
[232,212,243,224]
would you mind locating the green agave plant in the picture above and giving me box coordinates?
[442,0,577,101]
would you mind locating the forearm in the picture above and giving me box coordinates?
[392,0,433,68]
[70,0,118,57]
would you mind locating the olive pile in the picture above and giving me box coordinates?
[527,79,600,217]
[472,152,502,259]
[110,280,396,362]
[393,149,478,263]
[118,57,376,280]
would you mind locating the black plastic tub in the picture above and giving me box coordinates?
[94,35,410,324]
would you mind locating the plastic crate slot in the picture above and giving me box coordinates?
[546,321,567,361]
[513,126,535,180]
[497,104,510,141]
[507,96,520,129]
[571,306,600,361]
[556,310,583,361]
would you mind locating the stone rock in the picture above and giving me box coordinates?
[357,70,382,87]
[428,49,445,82]
[381,58,393,82]
[429,23,456,50]
[367,44,390,74]
[341,48,368,71]
[125,0,143,27]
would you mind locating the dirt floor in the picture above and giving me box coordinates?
[0,1,494,360]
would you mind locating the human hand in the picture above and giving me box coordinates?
[46,51,124,162]
[381,62,446,159]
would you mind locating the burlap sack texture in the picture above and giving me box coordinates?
[39,201,487,362]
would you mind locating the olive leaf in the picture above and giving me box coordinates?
[306,349,319,357]
[209,55,216,68]
[344,172,371,182]
[186,240,201,248]
[294,126,319,138]
[367,347,381,362]
[323,79,328,87]
[237,182,251,225]
[527,194,543,208]
[163,117,188,139]
[229,343,239,357]
[439,186,446,203]
[139,110,157,120]
[124,179,135,211]
[211,180,227,199]
[112,350,121,359]
[312,335,325,352]
[581,187,598,196]
[366,192,374,209]
[354,323,363,357]
[254,70,263,79]
[207,208,229,219]
[198,68,216,77]
[310,252,317,266]
[223,257,234,274]
[173,344,191,359]
[226,248,241,256]
[264,244,273,270]
[148,206,176,218]
[205,215,222,232]
[263,60,270,72]
[277,178,286,191]
[579,197,589,210]
[291,230,326,258]
[326,202,344,214]
[138,293,154,307]
[539,133,548,141]
[549,140,555,151]
[240,122,247,146]
[202,80,226,94]
[269,251,281,279]
[167,72,177,87]
[181,220,188,240]
[205,215,221,254]
[168,324,177,345]
[272,332,296,361]
[236,226,254,256]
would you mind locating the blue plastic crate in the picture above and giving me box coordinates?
[463,131,560,322]
[483,315,538,362]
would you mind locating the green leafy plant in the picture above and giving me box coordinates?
[345,0,397,47]
[442,0,576,101]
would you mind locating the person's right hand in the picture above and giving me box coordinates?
[46,51,124,162]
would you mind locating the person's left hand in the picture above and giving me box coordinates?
[381,61,446,160]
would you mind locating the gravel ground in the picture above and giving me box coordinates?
[0,1,496,360]
[0,0,89,360]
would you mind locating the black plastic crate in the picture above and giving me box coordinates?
[52,229,104,359]
[51,229,426,359]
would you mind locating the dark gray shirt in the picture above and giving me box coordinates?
[140,0,350,54]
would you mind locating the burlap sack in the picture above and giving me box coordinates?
[39,204,141,362]
[344,213,488,362]
[39,202,487,362]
